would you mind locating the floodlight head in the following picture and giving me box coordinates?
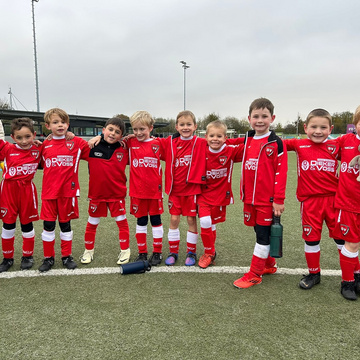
[180,61,186,65]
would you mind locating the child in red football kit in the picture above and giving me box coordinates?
[127,111,164,266]
[161,110,207,266]
[197,120,243,268]
[80,117,130,266]
[39,108,89,272]
[233,98,288,289]
[0,118,41,272]
[333,105,360,300]
[284,109,344,289]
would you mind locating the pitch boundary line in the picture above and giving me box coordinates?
[0,266,341,279]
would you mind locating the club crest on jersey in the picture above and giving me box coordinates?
[90,204,97,213]
[303,225,312,236]
[340,224,350,236]
[168,200,173,210]
[31,150,40,159]
[116,153,123,162]
[66,141,74,151]
[152,144,159,154]
[265,146,274,157]
[327,144,336,154]
[219,156,227,165]
[132,204,138,214]
[244,212,251,222]
[0,208,7,217]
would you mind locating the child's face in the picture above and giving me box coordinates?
[102,124,122,144]
[356,121,360,137]
[11,127,36,150]
[206,127,227,150]
[45,114,69,137]
[175,116,197,138]
[304,116,333,143]
[248,108,275,136]
[132,121,153,142]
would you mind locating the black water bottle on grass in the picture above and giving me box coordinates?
[270,216,283,258]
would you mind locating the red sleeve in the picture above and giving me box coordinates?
[283,138,297,152]
[273,142,288,205]
[227,137,245,145]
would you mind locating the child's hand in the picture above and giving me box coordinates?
[349,155,360,182]
[273,202,284,217]
[46,133,52,141]
[88,135,101,149]
[65,131,75,140]
[33,140,42,147]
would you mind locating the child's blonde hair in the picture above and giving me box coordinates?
[44,108,69,125]
[353,105,360,125]
[176,110,196,125]
[130,111,154,128]
[206,120,227,136]
[306,108,332,127]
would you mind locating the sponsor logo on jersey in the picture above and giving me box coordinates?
[244,212,251,222]
[152,144,159,154]
[340,161,359,175]
[265,146,274,157]
[117,153,123,162]
[299,145,311,148]
[340,224,350,236]
[326,144,336,154]
[8,163,38,177]
[31,150,40,159]
[301,159,336,172]
[132,157,158,168]
[303,225,312,236]
[0,208,7,217]
[175,155,192,167]
[244,158,258,171]
[45,155,74,168]
[219,156,227,165]
[66,141,74,151]
[206,168,227,179]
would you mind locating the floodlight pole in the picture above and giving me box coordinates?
[32,0,40,112]
[180,61,190,110]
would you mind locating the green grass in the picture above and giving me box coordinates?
[0,153,359,360]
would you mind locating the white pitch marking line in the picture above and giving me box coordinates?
[0,266,341,279]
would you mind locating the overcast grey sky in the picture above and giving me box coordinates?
[1,0,360,124]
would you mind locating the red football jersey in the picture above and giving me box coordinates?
[198,144,243,206]
[41,136,89,199]
[0,141,41,181]
[128,137,163,199]
[285,138,339,201]
[84,143,128,201]
[171,136,201,196]
[335,134,360,213]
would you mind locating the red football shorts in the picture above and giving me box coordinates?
[40,197,79,222]
[88,199,126,218]
[168,194,197,216]
[300,195,336,242]
[130,197,164,218]
[0,180,39,224]
[243,203,273,227]
[198,203,227,224]
[333,209,360,243]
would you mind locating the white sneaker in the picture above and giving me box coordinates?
[80,249,94,264]
[117,248,131,265]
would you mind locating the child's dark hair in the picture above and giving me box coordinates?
[105,117,126,135]
[249,98,274,116]
[11,117,35,135]
[306,109,332,126]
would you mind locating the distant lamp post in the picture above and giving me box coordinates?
[31,0,40,112]
[180,61,190,110]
